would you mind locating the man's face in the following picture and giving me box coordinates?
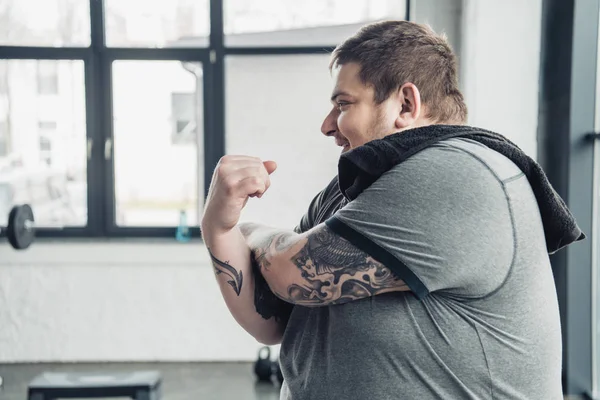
[321,62,403,153]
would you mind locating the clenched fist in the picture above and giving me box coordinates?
[201,155,277,234]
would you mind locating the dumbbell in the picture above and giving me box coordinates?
[1,204,35,250]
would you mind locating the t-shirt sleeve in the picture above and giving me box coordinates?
[325,144,515,299]
[294,176,339,234]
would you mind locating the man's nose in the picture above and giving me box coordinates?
[321,108,337,137]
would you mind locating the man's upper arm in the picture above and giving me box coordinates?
[271,144,515,304]
[268,223,409,306]
[326,144,515,299]
[253,177,336,319]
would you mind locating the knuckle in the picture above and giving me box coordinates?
[222,177,236,190]
[253,166,264,175]
[216,161,229,173]
[223,184,236,196]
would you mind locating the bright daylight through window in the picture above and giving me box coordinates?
[0,0,406,235]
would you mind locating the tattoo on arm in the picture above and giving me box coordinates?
[284,226,408,306]
[243,228,298,322]
[208,248,244,296]
[252,254,294,323]
[238,224,294,272]
[251,232,296,271]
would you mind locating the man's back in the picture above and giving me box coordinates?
[280,138,562,400]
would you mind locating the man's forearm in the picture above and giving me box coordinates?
[241,224,305,301]
[202,225,284,345]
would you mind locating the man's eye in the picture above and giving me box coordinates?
[337,101,349,110]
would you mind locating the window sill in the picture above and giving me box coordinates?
[0,238,209,266]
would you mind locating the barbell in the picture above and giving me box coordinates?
[2,204,35,250]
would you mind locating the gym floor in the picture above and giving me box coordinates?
[0,362,281,400]
[0,363,585,400]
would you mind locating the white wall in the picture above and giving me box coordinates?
[415,0,542,158]
[226,54,340,230]
[0,241,263,362]
[0,0,545,363]
[413,0,462,59]
[460,0,543,158]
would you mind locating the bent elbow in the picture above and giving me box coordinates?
[256,335,283,346]
[260,265,292,304]
[254,329,284,346]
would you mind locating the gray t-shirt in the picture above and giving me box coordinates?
[279,138,562,400]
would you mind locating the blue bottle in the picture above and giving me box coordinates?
[176,209,191,242]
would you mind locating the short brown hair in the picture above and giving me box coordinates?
[330,20,468,124]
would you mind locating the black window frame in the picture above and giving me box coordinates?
[0,0,411,239]
[538,0,600,397]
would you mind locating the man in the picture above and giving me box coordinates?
[201,21,582,399]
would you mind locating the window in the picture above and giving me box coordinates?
[0,63,7,95]
[0,0,90,47]
[0,0,420,237]
[0,59,87,228]
[39,121,58,131]
[37,60,59,95]
[104,0,210,48]
[226,55,340,229]
[224,0,406,46]
[112,61,204,227]
[0,120,10,222]
[38,121,57,165]
[0,121,8,157]
[171,92,198,144]
[39,136,52,152]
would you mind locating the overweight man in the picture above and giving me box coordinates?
[201,20,583,400]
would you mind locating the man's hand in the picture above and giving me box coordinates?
[200,155,284,345]
[202,155,277,234]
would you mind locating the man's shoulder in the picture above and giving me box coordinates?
[384,137,523,186]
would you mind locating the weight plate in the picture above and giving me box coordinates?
[6,206,17,248]
[7,204,35,250]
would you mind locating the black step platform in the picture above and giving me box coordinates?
[27,370,161,400]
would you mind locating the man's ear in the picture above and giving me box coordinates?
[394,83,422,129]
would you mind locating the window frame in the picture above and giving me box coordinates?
[0,0,411,238]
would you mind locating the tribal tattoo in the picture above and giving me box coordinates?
[208,248,244,296]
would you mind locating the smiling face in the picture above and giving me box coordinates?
[321,62,428,153]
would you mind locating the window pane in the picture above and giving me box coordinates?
[226,55,340,229]
[105,0,210,48]
[36,60,59,95]
[224,0,406,47]
[0,0,90,47]
[112,61,204,227]
[0,60,87,227]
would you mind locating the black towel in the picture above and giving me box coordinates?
[338,124,586,254]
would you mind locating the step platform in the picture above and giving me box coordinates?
[27,370,162,400]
